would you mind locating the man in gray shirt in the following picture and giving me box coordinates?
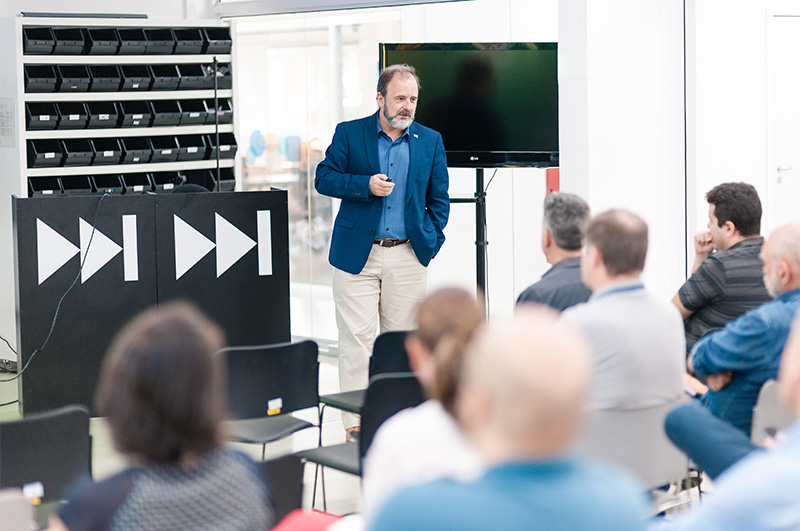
[516,192,592,311]
[561,209,685,410]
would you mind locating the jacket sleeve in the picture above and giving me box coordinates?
[315,122,372,203]
[690,310,771,376]
[425,133,450,258]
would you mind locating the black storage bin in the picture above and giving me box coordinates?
[117,28,147,55]
[202,27,232,55]
[61,138,95,166]
[204,98,233,125]
[177,99,208,125]
[206,132,238,159]
[120,64,152,91]
[27,139,63,168]
[57,65,91,92]
[144,29,176,54]
[91,138,122,165]
[212,167,235,191]
[24,65,58,93]
[55,102,88,129]
[88,65,122,92]
[53,28,85,55]
[87,101,119,129]
[121,173,153,193]
[83,28,120,55]
[152,171,184,192]
[29,177,62,197]
[25,102,59,130]
[173,29,204,54]
[92,174,124,194]
[23,27,56,55]
[118,101,152,127]
[150,136,179,162]
[177,64,206,90]
[176,135,207,161]
[149,65,180,91]
[180,169,215,191]
[202,63,232,89]
[120,137,153,164]
[150,100,181,126]
[60,175,95,195]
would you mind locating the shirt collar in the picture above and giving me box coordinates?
[590,278,645,301]
[774,287,800,302]
[728,236,764,251]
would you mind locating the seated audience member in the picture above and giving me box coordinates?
[672,183,770,354]
[561,209,685,409]
[369,307,647,531]
[684,221,800,435]
[516,192,592,311]
[361,287,484,521]
[49,302,274,531]
[651,312,800,530]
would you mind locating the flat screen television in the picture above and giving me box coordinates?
[379,42,558,168]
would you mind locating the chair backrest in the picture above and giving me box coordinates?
[576,397,689,491]
[0,404,91,503]
[359,372,425,458]
[369,331,411,377]
[751,379,795,444]
[222,340,319,420]
[262,454,304,523]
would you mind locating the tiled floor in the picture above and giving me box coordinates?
[0,352,362,517]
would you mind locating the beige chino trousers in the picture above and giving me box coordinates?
[333,242,427,429]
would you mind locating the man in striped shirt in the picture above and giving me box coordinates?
[672,183,771,355]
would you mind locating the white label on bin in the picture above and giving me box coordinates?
[133,114,143,119]
[162,149,172,155]
[39,115,50,121]
[23,482,44,501]
[133,120,140,126]
[69,114,79,121]
[164,183,174,190]
[132,83,140,89]
[189,112,200,118]
[188,146,198,153]
[103,150,114,157]
[133,185,144,192]
[99,114,109,120]
[133,156,140,162]
[43,190,53,195]
[221,145,230,151]
[44,152,55,159]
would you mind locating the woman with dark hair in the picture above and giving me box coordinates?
[361,287,485,523]
[48,302,274,531]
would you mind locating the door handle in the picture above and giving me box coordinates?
[778,166,793,172]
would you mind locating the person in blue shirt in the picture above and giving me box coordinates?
[652,301,800,530]
[369,306,647,531]
[686,221,800,435]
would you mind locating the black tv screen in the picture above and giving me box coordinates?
[379,42,558,168]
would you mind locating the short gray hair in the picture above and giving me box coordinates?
[543,192,591,251]
[377,64,421,97]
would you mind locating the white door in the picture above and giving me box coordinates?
[769,13,800,232]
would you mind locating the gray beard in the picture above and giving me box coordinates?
[384,108,414,130]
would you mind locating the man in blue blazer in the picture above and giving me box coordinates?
[315,64,450,437]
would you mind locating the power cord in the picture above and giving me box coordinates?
[0,193,109,384]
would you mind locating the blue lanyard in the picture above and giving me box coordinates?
[593,283,645,301]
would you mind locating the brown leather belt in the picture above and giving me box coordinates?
[374,238,409,248]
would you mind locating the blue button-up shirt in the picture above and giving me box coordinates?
[691,287,800,434]
[376,115,409,240]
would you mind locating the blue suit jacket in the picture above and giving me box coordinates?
[315,112,450,275]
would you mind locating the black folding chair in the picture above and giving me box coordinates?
[318,331,411,426]
[222,340,320,460]
[296,372,424,511]
[0,404,92,503]
[262,454,304,523]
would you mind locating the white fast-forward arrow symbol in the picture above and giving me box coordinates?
[37,219,79,285]
[215,213,256,277]
[80,218,122,283]
[174,215,215,280]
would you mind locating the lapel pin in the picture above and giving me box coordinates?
[413,133,418,138]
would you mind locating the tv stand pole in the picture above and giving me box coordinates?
[451,168,488,295]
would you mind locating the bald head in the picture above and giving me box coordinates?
[457,306,592,460]
[760,221,800,297]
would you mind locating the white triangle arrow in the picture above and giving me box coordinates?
[37,219,80,285]
[80,218,122,284]
[215,213,257,277]
[174,215,216,280]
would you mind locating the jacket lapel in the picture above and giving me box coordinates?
[365,111,381,176]
[406,122,421,207]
